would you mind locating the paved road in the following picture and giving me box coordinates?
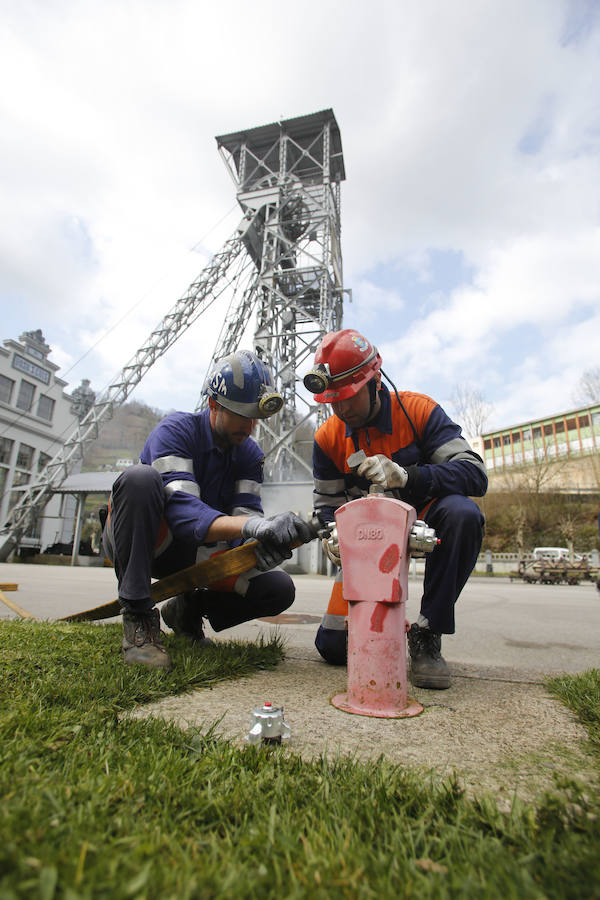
[1,562,598,677]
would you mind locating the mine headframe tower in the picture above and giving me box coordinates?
[202,109,346,480]
[0,109,345,560]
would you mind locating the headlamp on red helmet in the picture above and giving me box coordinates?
[303,362,331,395]
[303,330,382,403]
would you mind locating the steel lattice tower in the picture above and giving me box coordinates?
[203,109,346,479]
[0,109,346,559]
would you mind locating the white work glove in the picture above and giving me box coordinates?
[242,512,315,551]
[322,525,341,567]
[356,454,408,490]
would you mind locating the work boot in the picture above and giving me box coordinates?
[122,608,171,670]
[161,592,213,646]
[407,623,450,689]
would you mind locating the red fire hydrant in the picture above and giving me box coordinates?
[331,494,425,719]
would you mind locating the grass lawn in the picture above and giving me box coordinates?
[0,620,599,899]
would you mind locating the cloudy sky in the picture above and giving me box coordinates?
[2,0,599,433]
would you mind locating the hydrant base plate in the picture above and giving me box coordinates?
[331,692,424,719]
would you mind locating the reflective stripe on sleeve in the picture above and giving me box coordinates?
[313,476,347,510]
[152,455,194,474]
[430,437,487,474]
[314,493,347,510]
[314,477,345,494]
[164,480,201,498]
[234,479,261,496]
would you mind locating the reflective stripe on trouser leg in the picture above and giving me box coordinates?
[315,570,348,665]
[202,570,295,632]
[320,572,347,627]
[191,544,272,597]
[420,494,485,634]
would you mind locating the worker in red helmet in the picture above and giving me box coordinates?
[304,329,487,689]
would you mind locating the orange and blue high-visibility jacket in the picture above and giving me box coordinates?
[312,384,487,521]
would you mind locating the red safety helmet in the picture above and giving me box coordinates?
[304,329,382,403]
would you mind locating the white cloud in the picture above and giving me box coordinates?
[379,228,600,424]
[349,278,406,321]
[0,0,598,435]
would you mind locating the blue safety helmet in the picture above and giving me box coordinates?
[204,350,284,419]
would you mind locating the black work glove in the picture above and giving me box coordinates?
[241,512,315,550]
[245,539,294,572]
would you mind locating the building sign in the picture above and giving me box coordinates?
[12,354,50,385]
[27,345,45,361]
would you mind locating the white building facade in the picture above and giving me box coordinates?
[0,330,82,553]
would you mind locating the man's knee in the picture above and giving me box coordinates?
[460,500,485,548]
[428,495,484,539]
[272,571,295,612]
[111,466,164,523]
[114,464,163,501]
[247,570,295,615]
[315,625,347,666]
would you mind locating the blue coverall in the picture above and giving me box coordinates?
[102,409,294,630]
[312,385,487,664]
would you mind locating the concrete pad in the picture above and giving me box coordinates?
[130,648,595,806]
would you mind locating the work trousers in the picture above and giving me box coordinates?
[315,494,484,665]
[103,465,295,629]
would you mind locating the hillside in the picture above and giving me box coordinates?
[82,400,165,471]
[477,490,599,554]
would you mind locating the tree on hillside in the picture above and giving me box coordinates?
[574,366,600,405]
[558,511,578,561]
[514,503,527,561]
[500,438,576,541]
[448,384,493,439]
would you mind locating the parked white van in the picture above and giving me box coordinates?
[532,547,583,562]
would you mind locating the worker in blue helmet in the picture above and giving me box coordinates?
[203,349,285,420]
[102,350,315,671]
